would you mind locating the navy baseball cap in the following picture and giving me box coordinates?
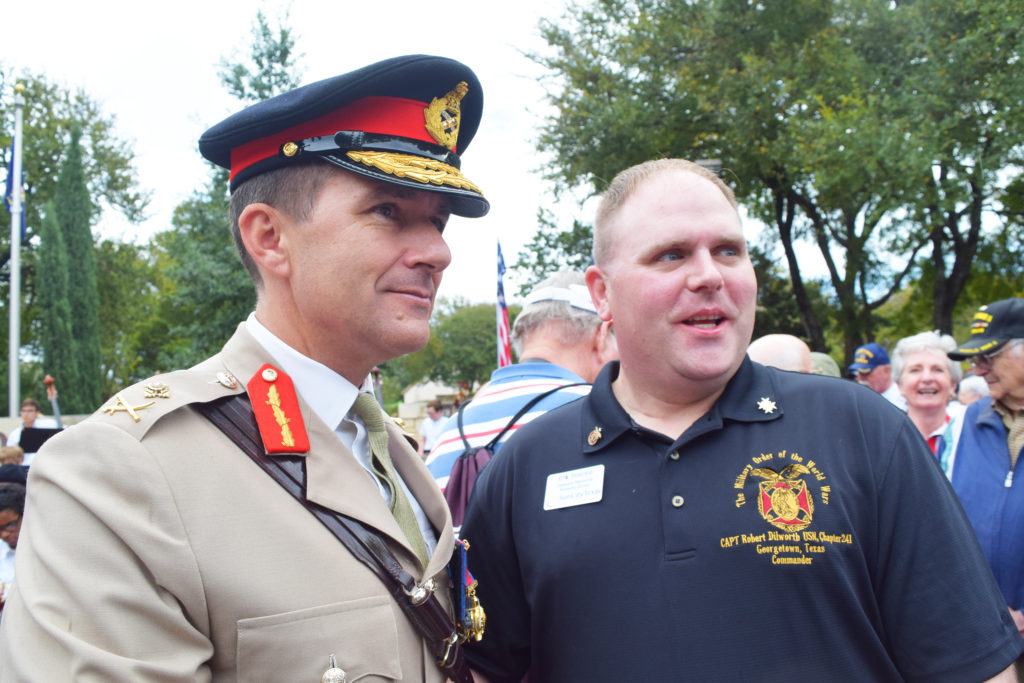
[199,54,488,217]
[846,342,891,376]
[949,298,1024,359]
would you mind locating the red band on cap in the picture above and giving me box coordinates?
[229,96,436,183]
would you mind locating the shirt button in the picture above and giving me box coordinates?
[669,451,680,461]
[671,495,685,508]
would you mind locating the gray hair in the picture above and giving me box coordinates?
[511,270,602,357]
[593,159,737,266]
[228,159,340,288]
[892,331,963,385]
[958,375,990,398]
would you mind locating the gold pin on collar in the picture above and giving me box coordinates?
[143,382,170,399]
[587,426,603,446]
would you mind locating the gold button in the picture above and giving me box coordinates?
[671,495,684,508]
[262,368,278,382]
[669,451,680,461]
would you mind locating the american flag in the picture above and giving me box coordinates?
[496,242,513,367]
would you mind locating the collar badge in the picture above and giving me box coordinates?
[756,397,777,414]
[587,426,603,446]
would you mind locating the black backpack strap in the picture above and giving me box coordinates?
[456,400,472,451]
[485,382,588,449]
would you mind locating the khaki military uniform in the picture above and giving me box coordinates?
[0,323,456,682]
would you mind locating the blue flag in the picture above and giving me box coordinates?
[4,140,27,239]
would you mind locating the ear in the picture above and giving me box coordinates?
[238,203,291,280]
[595,320,618,365]
[585,265,614,323]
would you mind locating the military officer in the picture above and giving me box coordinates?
[0,54,487,681]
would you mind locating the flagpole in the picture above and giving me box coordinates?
[9,83,25,417]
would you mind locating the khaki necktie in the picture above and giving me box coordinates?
[352,392,429,566]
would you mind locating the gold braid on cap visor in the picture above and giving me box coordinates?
[345,150,484,196]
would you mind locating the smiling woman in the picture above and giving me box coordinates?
[892,331,964,462]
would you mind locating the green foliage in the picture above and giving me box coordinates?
[512,209,594,295]
[36,200,78,395]
[379,300,522,400]
[150,10,301,371]
[0,70,149,233]
[531,0,1024,363]
[218,9,303,104]
[95,239,169,394]
[429,304,500,389]
[151,171,255,370]
[54,125,103,413]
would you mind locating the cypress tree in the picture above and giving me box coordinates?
[54,124,102,413]
[37,200,80,400]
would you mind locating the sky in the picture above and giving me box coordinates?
[3,0,588,304]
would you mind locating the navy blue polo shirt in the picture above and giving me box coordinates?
[462,359,1023,682]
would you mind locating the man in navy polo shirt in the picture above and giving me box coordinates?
[462,159,1022,682]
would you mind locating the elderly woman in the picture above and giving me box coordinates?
[892,331,964,472]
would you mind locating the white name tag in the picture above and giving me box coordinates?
[543,464,605,511]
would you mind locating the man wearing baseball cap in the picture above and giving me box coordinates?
[847,342,907,410]
[946,297,1024,637]
[0,55,486,681]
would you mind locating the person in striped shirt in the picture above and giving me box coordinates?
[426,270,617,490]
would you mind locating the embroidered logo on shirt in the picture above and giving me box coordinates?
[719,449,852,567]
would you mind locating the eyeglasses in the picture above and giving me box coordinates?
[969,341,1020,369]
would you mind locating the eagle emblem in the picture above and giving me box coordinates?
[751,464,814,532]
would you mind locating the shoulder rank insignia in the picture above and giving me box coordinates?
[103,394,155,423]
[247,363,310,454]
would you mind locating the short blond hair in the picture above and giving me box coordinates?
[593,159,737,266]
[0,446,24,465]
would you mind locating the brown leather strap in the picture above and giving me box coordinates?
[196,394,472,682]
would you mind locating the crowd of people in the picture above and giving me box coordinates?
[0,51,1020,682]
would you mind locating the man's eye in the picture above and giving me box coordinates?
[657,252,681,262]
[374,204,395,217]
[432,218,447,233]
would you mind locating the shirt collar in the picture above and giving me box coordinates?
[246,313,371,430]
[581,358,783,453]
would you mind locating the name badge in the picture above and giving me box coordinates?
[543,465,605,511]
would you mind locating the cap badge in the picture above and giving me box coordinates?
[424,81,468,150]
[102,394,156,423]
[756,397,777,414]
[247,364,310,454]
[142,382,170,399]
[587,426,603,446]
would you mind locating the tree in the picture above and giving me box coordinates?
[96,239,168,395]
[36,200,78,396]
[54,124,102,413]
[532,0,1024,362]
[379,300,523,401]
[0,71,149,407]
[0,70,149,251]
[512,209,594,295]
[151,9,302,370]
